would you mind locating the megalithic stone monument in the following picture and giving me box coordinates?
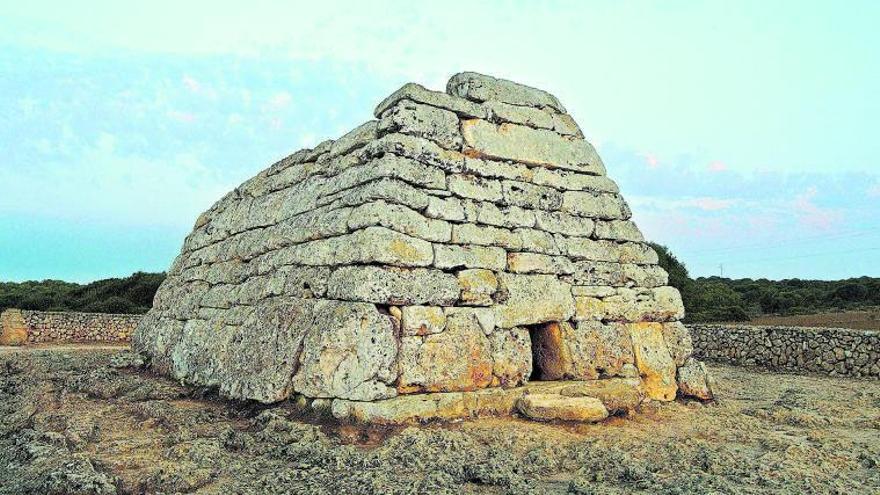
[133,72,714,423]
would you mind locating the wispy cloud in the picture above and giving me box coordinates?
[791,186,843,230]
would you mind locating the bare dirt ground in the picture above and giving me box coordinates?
[745,309,880,331]
[1,346,878,494]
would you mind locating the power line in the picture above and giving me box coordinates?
[687,246,880,267]
[679,228,880,259]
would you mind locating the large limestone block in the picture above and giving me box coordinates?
[461,119,605,175]
[447,173,503,202]
[332,392,468,424]
[321,121,377,161]
[329,154,447,192]
[434,244,507,271]
[0,309,28,346]
[374,82,488,119]
[534,210,595,236]
[170,318,234,389]
[327,265,459,306]
[501,180,563,210]
[218,298,316,402]
[558,378,645,414]
[484,100,583,137]
[560,191,630,220]
[291,300,398,401]
[447,72,567,113]
[489,327,532,387]
[594,220,645,242]
[378,99,463,150]
[568,321,637,379]
[280,227,434,267]
[574,287,685,323]
[397,311,494,393]
[506,252,575,275]
[347,201,452,243]
[661,321,694,366]
[563,261,669,288]
[132,313,185,373]
[319,177,431,211]
[401,306,447,336]
[628,322,678,401]
[457,268,499,306]
[676,358,716,401]
[494,273,575,328]
[517,394,609,422]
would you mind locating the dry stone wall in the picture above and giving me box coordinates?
[133,72,714,411]
[690,324,879,378]
[0,309,140,345]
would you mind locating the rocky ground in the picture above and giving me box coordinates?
[1,346,878,494]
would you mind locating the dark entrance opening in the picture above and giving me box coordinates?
[526,322,565,381]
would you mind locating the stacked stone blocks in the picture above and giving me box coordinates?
[0,309,139,345]
[133,72,713,419]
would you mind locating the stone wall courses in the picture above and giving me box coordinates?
[690,324,879,378]
[0,309,141,345]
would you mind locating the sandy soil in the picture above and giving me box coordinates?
[1,346,878,494]
[744,309,880,331]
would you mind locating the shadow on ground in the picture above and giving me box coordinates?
[1,346,878,494]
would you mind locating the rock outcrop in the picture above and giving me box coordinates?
[133,72,714,421]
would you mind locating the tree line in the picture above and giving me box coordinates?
[1,247,877,321]
[0,272,164,315]
[650,243,880,322]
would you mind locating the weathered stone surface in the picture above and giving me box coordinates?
[378,100,463,150]
[347,201,451,243]
[464,200,536,229]
[452,223,522,250]
[219,298,314,402]
[558,378,644,414]
[676,358,715,401]
[494,273,575,328]
[534,210,595,236]
[535,321,636,380]
[279,227,434,267]
[489,327,532,387]
[398,311,494,393]
[327,154,447,193]
[594,220,645,242]
[484,100,582,137]
[461,119,605,174]
[374,82,488,119]
[425,195,466,221]
[0,309,29,346]
[448,174,503,202]
[434,244,507,271]
[457,269,499,306]
[561,191,630,220]
[447,72,567,113]
[501,180,563,210]
[574,287,685,323]
[628,322,678,401]
[661,321,694,366]
[517,394,609,422]
[327,265,459,305]
[134,71,698,418]
[321,121,377,161]
[506,252,575,274]
[332,392,468,424]
[401,306,447,336]
[291,300,398,401]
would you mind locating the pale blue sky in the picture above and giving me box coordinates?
[1,1,878,282]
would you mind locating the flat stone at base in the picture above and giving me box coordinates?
[517,393,609,422]
[332,380,634,424]
[558,378,644,414]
